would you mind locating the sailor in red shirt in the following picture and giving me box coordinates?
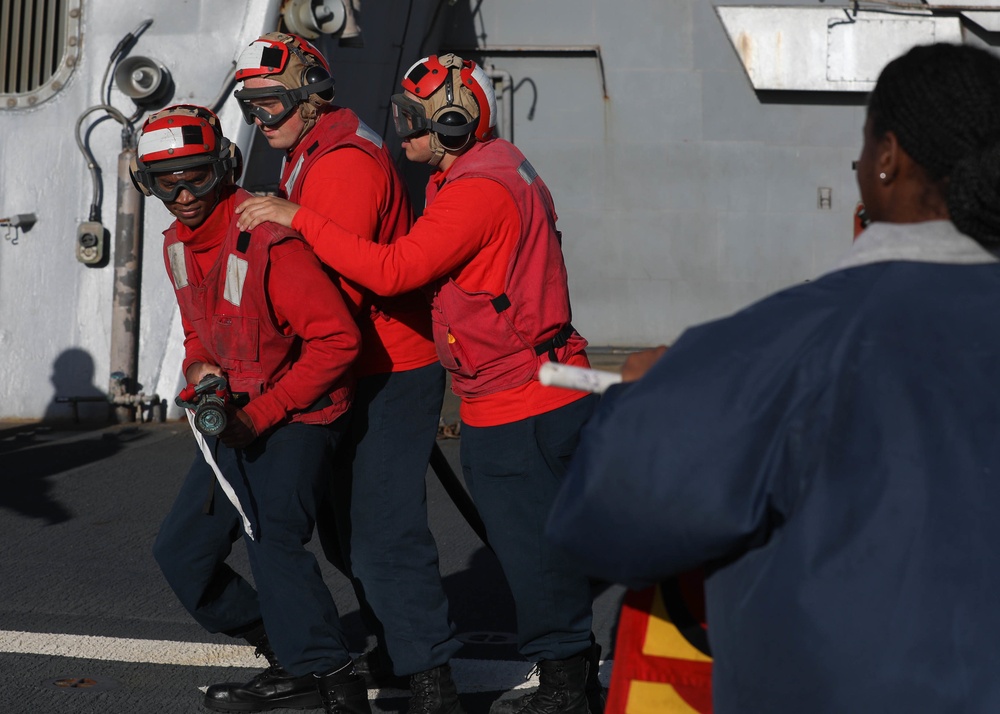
[237,54,603,714]
[231,32,463,714]
[134,105,369,714]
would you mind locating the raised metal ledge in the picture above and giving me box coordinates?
[440,45,608,99]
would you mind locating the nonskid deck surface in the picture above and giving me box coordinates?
[0,419,620,714]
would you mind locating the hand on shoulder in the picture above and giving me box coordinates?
[235,196,301,232]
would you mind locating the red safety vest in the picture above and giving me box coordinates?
[423,138,587,397]
[281,108,432,375]
[163,189,351,425]
[280,108,404,225]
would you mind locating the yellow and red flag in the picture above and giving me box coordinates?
[607,573,712,714]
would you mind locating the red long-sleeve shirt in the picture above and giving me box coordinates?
[175,190,359,434]
[296,145,438,375]
[293,169,588,427]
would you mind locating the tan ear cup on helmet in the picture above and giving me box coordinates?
[285,40,334,133]
[272,32,335,105]
[229,142,244,184]
[128,154,153,196]
[302,64,334,102]
[426,113,474,167]
[425,60,476,163]
[431,103,475,150]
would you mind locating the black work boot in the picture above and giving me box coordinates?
[407,663,466,714]
[316,665,371,714]
[489,651,590,714]
[203,627,322,712]
[353,645,410,689]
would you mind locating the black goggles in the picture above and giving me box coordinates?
[390,93,475,141]
[391,94,433,139]
[233,85,312,127]
[138,162,227,202]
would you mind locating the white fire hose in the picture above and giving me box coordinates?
[538,362,623,394]
[184,409,256,540]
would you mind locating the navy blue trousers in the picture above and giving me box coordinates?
[153,419,352,676]
[460,394,600,662]
[319,363,461,675]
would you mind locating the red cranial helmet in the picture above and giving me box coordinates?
[131,104,242,201]
[233,32,334,127]
[390,54,496,165]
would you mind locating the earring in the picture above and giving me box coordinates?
[879,172,887,181]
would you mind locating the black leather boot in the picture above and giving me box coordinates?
[353,645,410,689]
[316,665,371,714]
[203,628,322,712]
[489,651,590,714]
[407,663,466,714]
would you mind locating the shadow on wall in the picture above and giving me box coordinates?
[44,348,113,425]
[0,348,128,524]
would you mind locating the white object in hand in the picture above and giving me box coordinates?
[538,362,622,394]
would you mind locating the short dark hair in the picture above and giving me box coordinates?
[868,43,1000,245]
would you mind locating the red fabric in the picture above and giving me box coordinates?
[292,162,588,426]
[421,140,587,400]
[293,175,507,296]
[286,108,437,376]
[295,150,373,314]
[166,188,359,434]
[461,351,591,427]
[174,192,230,373]
[606,583,713,714]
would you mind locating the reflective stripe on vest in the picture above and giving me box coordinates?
[161,189,350,424]
[223,254,248,306]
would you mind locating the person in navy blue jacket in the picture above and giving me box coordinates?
[547,42,1000,713]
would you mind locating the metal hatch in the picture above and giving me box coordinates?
[0,0,83,109]
[715,5,963,92]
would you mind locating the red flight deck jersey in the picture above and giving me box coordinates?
[282,108,437,377]
[292,139,590,427]
[164,187,359,435]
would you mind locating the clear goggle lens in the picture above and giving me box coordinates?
[390,93,475,142]
[147,164,224,202]
[390,94,431,139]
[233,85,302,127]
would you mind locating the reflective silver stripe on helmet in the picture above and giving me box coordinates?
[236,41,271,76]
[138,126,191,158]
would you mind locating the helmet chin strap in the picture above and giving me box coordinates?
[427,130,473,167]
[297,102,319,142]
[427,132,447,167]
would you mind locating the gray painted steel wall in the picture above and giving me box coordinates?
[435,0,869,346]
[244,0,874,347]
[1,0,987,418]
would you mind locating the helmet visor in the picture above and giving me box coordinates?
[390,93,432,139]
[142,163,226,202]
[390,93,476,141]
[233,84,306,127]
